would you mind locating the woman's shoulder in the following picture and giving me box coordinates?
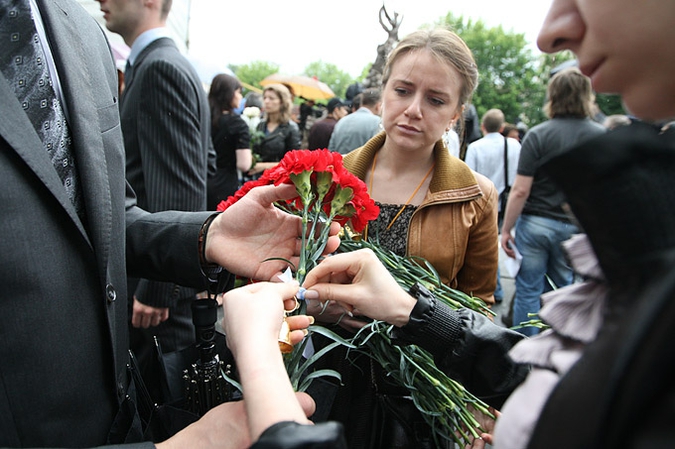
[277,120,300,133]
[216,113,248,133]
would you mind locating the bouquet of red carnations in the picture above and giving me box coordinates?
[217,149,379,287]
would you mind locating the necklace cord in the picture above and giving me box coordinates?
[365,152,435,240]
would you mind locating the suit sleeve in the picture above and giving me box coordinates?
[133,59,208,307]
[125,197,214,292]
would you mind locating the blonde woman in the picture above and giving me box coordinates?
[308,28,500,448]
[247,83,301,178]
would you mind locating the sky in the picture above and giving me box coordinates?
[186,0,554,80]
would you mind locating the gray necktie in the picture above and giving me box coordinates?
[0,0,84,217]
[124,58,134,87]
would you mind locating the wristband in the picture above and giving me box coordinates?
[198,213,223,282]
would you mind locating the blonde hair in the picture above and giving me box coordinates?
[263,83,293,124]
[544,67,596,119]
[382,28,479,109]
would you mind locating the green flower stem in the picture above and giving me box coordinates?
[296,200,312,284]
[339,237,495,317]
[338,234,499,446]
[350,325,491,446]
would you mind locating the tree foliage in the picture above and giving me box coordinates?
[230,15,625,123]
[435,14,546,127]
[303,61,354,101]
[230,60,279,92]
[596,94,625,117]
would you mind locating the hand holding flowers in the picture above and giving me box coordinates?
[207,183,341,281]
[216,149,379,286]
[215,148,377,374]
[214,149,496,446]
[221,281,312,359]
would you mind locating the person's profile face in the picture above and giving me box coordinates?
[335,106,349,120]
[537,0,675,121]
[96,0,143,37]
[381,49,462,153]
[231,88,243,110]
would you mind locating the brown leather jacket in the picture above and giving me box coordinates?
[343,132,499,304]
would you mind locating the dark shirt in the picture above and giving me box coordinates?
[518,117,605,222]
[207,113,250,209]
[254,120,301,162]
[307,117,338,150]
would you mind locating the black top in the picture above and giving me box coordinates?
[526,121,675,449]
[207,113,250,209]
[254,120,302,162]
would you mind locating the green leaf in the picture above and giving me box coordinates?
[308,325,356,348]
[298,369,342,393]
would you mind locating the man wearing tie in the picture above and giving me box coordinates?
[96,0,214,393]
[0,0,326,445]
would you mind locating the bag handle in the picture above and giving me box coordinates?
[503,136,509,189]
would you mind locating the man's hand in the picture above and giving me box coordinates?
[131,297,169,328]
[155,392,317,449]
[205,184,341,281]
[500,232,517,259]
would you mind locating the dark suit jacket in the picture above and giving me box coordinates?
[0,0,211,446]
[120,36,212,307]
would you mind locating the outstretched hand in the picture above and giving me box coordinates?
[205,184,341,281]
[303,249,417,328]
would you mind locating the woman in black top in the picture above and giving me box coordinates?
[207,73,252,209]
[247,83,302,179]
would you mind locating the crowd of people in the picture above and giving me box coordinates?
[2,0,675,447]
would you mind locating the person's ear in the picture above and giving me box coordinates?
[448,106,463,130]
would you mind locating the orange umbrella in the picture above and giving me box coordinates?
[260,73,335,101]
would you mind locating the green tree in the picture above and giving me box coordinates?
[303,61,354,101]
[434,14,546,127]
[596,94,625,117]
[230,60,279,92]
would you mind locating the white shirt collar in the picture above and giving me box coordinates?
[127,27,173,66]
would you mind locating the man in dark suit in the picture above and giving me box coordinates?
[97,0,213,390]
[0,0,331,446]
